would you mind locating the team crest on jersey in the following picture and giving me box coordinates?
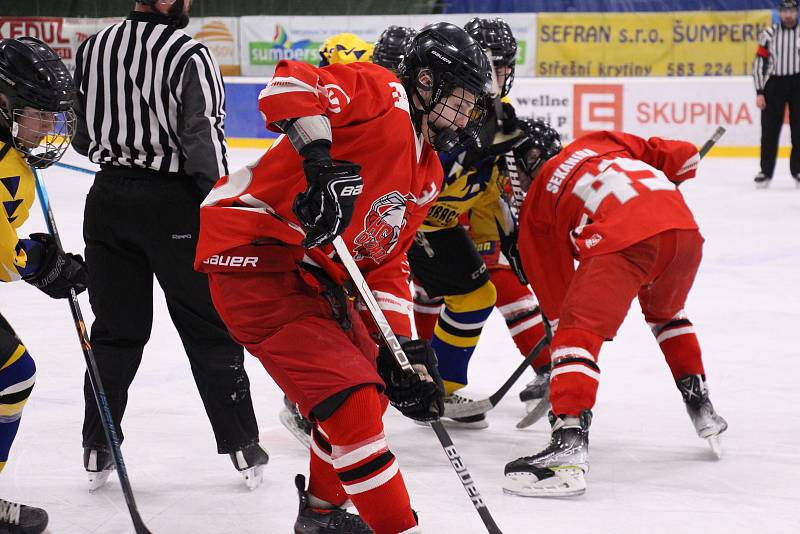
[353,191,409,263]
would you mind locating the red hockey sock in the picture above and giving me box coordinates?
[308,426,348,507]
[318,386,416,534]
[549,328,604,417]
[413,303,440,341]
[651,318,705,380]
[491,268,551,371]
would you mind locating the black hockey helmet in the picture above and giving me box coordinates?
[464,17,517,97]
[0,37,76,168]
[780,0,798,9]
[399,22,492,153]
[373,25,417,72]
[511,118,562,179]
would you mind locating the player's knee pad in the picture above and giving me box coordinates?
[0,344,36,425]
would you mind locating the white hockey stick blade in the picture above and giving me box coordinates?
[707,435,723,460]
[279,407,312,449]
[503,467,586,498]
[442,398,493,418]
[516,398,551,429]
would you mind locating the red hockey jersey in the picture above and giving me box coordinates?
[195,60,443,338]
[517,130,701,322]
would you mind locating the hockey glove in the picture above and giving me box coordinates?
[293,142,363,249]
[24,233,88,299]
[496,220,528,286]
[500,102,518,135]
[377,339,445,422]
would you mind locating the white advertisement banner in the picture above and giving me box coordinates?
[239,13,537,77]
[185,17,241,76]
[510,76,780,151]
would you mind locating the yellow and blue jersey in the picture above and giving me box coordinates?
[0,141,37,283]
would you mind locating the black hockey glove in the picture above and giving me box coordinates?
[292,142,363,249]
[377,339,445,422]
[24,233,88,299]
[500,102,518,135]
[496,220,528,286]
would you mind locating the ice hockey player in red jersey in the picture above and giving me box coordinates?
[196,23,491,533]
[500,120,728,498]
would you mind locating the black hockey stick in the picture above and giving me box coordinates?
[331,237,504,534]
[33,169,153,534]
[443,328,550,420]
[699,126,726,158]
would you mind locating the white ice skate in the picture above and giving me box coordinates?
[504,411,591,498]
[230,443,270,490]
[83,448,115,493]
[440,393,488,429]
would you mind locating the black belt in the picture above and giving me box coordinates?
[99,164,189,181]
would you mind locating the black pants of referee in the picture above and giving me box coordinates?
[761,74,800,177]
[81,168,259,455]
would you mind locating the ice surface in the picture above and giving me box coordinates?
[1,148,798,533]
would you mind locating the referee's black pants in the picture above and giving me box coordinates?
[81,168,259,454]
[760,74,800,177]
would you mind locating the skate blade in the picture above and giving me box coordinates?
[241,464,265,491]
[279,407,311,449]
[516,399,551,429]
[706,435,723,460]
[503,467,586,498]
[755,181,770,189]
[87,468,114,493]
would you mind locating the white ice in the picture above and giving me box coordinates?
[1,148,799,534]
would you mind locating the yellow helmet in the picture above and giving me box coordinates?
[319,33,374,66]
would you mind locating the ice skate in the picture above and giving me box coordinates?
[83,447,115,492]
[230,443,270,490]
[516,369,551,429]
[793,174,800,188]
[280,395,312,448]
[0,498,48,534]
[440,393,488,429]
[676,375,728,459]
[754,172,771,188]
[293,474,373,533]
[504,410,591,497]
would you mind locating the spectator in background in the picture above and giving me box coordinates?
[753,0,800,188]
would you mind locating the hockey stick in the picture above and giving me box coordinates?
[331,236,504,534]
[53,160,96,175]
[33,169,153,534]
[698,126,726,158]
[485,51,524,219]
[443,331,550,419]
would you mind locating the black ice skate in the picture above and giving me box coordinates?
[793,173,800,188]
[676,374,728,459]
[0,498,48,534]
[754,172,771,188]
[229,443,270,490]
[516,366,551,429]
[83,447,115,492]
[280,395,312,448]
[504,410,591,497]
[293,474,373,534]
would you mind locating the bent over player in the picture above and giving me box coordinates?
[0,37,87,534]
[196,23,490,533]
[502,121,728,497]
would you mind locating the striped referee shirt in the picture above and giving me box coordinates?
[753,22,800,94]
[72,11,228,192]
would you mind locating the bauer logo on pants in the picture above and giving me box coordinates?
[573,84,623,137]
[353,191,409,264]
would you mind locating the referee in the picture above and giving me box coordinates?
[72,0,268,490]
[753,0,800,187]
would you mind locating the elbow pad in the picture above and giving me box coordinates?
[275,115,332,154]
